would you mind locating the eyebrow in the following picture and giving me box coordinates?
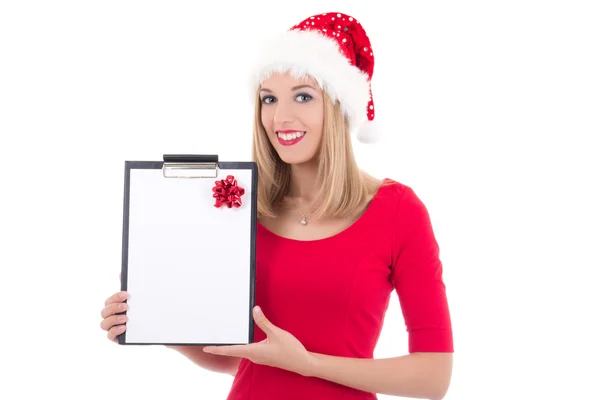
[259,84,317,93]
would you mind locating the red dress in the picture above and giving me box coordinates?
[226,179,454,399]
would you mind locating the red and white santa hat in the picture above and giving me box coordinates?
[250,12,381,143]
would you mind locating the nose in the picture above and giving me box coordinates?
[272,99,296,126]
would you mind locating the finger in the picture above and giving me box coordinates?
[100,313,128,331]
[100,301,128,320]
[253,306,275,335]
[203,344,253,357]
[104,291,128,307]
[107,324,127,342]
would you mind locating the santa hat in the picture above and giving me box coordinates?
[250,12,381,143]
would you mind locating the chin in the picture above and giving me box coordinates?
[276,149,318,166]
[278,154,313,165]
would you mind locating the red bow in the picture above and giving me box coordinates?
[212,175,245,208]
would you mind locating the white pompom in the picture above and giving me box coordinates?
[356,119,382,143]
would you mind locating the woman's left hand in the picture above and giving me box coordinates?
[203,306,315,376]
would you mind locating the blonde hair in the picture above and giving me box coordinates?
[251,89,382,220]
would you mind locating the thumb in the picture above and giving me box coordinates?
[253,306,276,335]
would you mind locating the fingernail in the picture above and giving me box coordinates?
[119,292,128,299]
[254,306,262,315]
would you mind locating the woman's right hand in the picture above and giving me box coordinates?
[100,290,129,343]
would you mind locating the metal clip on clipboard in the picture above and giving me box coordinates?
[162,154,219,178]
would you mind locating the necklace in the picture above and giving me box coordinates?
[293,203,313,225]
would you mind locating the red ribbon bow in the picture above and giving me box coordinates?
[212,175,245,208]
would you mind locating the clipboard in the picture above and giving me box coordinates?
[118,154,257,346]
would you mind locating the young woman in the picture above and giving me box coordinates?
[100,11,454,400]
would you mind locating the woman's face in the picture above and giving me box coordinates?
[259,73,324,165]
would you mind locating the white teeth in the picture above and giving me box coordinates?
[277,131,305,140]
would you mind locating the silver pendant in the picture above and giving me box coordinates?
[300,216,307,225]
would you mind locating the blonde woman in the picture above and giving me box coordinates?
[100,11,454,400]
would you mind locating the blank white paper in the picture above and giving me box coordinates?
[124,167,253,344]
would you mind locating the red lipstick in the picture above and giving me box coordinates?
[276,130,306,146]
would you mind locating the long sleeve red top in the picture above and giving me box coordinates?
[226,178,454,399]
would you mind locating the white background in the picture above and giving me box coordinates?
[1,1,598,399]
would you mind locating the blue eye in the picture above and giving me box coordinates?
[261,95,276,104]
[296,93,313,102]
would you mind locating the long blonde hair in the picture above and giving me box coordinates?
[251,89,382,220]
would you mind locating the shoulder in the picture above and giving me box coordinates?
[375,177,413,205]
[379,180,441,266]
[376,178,433,224]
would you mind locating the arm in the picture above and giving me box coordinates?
[304,351,452,400]
[299,185,453,399]
[165,345,242,376]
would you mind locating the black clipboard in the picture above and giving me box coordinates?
[118,154,257,346]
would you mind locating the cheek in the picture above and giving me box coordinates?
[260,109,277,145]
[260,109,270,130]
[308,109,324,138]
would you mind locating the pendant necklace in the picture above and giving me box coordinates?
[294,203,313,225]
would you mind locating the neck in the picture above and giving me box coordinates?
[288,161,319,203]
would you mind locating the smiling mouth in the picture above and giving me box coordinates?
[276,131,306,146]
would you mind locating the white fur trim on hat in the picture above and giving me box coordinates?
[250,29,371,136]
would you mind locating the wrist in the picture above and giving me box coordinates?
[299,351,320,377]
